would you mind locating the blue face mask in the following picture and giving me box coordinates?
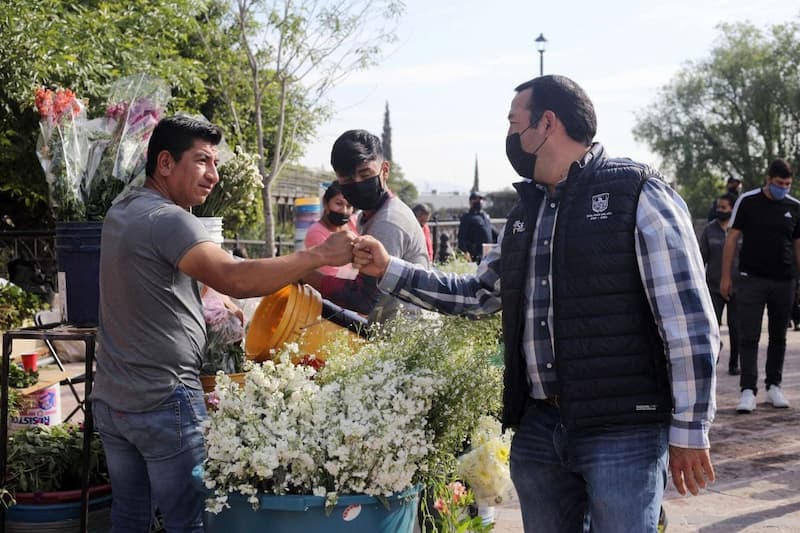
[768,183,789,201]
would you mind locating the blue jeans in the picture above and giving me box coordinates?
[93,384,208,533]
[510,400,668,533]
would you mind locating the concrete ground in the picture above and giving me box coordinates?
[47,315,800,532]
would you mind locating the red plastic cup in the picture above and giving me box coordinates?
[20,352,38,372]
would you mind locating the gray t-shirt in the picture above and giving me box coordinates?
[360,195,429,323]
[92,187,212,412]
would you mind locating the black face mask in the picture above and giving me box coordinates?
[340,175,384,210]
[505,133,536,179]
[716,211,732,221]
[505,130,547,180]
[326,211,351,226]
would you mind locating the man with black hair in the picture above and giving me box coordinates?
[458,191,497,263]
[707,177,742,221]
[353,74,718,532]
[92,115,355,531]
[309,129,429,323]
[721,158,800,413]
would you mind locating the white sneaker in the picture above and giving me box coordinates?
[766,385,790,408]
[736,389,756,413]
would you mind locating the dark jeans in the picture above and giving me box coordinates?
[710,291,739,369]
[735,274,794,394]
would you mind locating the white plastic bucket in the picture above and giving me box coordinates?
[9,384,62,430]
[198,216,224,245]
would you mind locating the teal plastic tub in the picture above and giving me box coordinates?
[205,485,421,533]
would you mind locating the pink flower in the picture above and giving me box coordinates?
[433,498,449,515]
[207,392,221,406]
[449,481,466,503]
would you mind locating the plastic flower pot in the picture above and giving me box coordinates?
[205,485,421,533]
[5,484,112,533]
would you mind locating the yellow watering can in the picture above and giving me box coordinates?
[245,283,367,363]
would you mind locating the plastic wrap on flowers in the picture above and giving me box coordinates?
[82,74,170,218]
[34,88,89,221]
[455,416,514,506]
[109,74,170,184]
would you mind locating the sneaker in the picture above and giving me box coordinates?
[766,385,790,408]
[736,389,756,413]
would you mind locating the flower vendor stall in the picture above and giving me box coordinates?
[199,312,505,532]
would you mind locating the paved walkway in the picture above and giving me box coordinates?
[50,317,800,531]
[492,319,800,532]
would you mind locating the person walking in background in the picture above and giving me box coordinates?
[707,176,742,221]
[458,191,497,263]
[412,202,434,262]
[353,74,717,533]
[699,193,741,375]
[722,158,800,413]
[304,181,359,279]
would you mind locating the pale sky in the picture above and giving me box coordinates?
[299,0,791,194]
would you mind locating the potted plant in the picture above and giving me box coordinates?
[1,424,111,530]
[0,359,40,428]
[199,313,503,532]
[199,286,246,396]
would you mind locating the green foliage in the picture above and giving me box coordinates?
[0,0,211,226]
[193,147,265,237]
[4,363,39,389]
[0,283,47,331]
[388,160,419,206]
[4,425,109,495]
[634,18,800,217]
[320,313,504,483]
[219,0,405,255]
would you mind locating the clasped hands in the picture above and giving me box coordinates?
[315,232,390,278]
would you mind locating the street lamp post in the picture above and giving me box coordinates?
[535,33,548,76]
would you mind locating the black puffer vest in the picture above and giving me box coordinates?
[500,144,672,429]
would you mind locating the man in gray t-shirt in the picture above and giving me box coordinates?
[92,116,355,531]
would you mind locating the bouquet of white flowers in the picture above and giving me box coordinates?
[202,342,439,513]
[456,416,514,506]
[201,313,504,515]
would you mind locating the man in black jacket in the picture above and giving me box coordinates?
[457,191,497,263]
[353,74,718,533]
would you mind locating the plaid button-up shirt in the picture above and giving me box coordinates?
[378,178,718,448]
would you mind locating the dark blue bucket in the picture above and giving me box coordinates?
[55,221,103,326]
[205,485,421,533]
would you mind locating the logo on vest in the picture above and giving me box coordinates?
[586,193,613,221]
[511,220,526,234]
[635,404,658,411]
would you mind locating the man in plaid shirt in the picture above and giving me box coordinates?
[353,75,718,533]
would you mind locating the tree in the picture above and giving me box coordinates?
[220,0,404,256]
[633,19,800,217]
[382,101,393,162]
[0,0,214,228]
[386,161,418,206]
